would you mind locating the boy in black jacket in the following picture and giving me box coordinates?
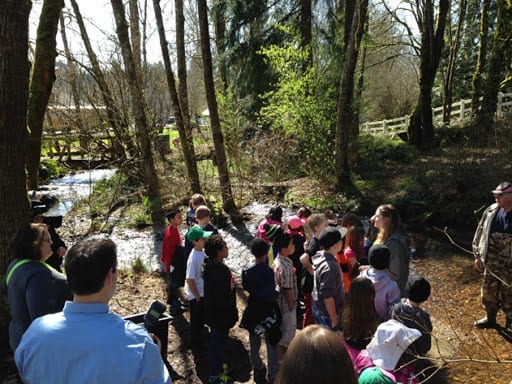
[203,234,238,384]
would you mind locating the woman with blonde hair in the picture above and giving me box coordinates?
[371,204,410,296]
[274,325,357,384]
[1,223,70,351]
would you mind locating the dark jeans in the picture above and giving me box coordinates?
[166,272,180,306]
[189,298,205,344]
[209,327,229,377]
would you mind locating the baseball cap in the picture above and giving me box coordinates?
[186,225,213,242]
[287,215,306,230]
[492,181,512,195]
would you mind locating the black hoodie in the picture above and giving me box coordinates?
[203,259,238,329]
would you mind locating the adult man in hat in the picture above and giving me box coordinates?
[473,181,512,332]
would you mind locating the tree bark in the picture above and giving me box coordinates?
[408,0,449,151]
[335,0,368,191]
[443,0,466,123]
[70,0,133,160]
[471,0,491,114]
[211,0,228,89]
[197,0,237,215]
[153,0,201,193]
[299,0,312,69]
[26,0,65,190]
[111,0,163,223]
[0,0,32,299]
[477,0,512,132]
[129,0,143,83]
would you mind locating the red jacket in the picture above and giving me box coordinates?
[160,225,182,272]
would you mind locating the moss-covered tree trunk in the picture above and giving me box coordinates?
[111,0,163,223]
[26,0,64,191]
[408,0,449,151]
[335,0,368,192]
[476,0,512,133]
[471,0,491,114]
[0,0,32,341]
[197,0,237,215]
[153,0,201,194]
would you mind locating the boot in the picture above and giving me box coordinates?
[474,311,497,329]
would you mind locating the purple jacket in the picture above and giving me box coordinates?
[359,268,400,321]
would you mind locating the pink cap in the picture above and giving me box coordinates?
[287,215,306,230]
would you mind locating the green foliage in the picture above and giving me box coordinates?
[257,25,336,181]
[355,135,417,169]
[130,256,148,274]
[39,159,61,182]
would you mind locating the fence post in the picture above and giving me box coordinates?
[459,99,465,121]
[497,92,504,118]
[383,120,387,136]
[365,122,369,135]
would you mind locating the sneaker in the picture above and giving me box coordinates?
[474,316,497,329]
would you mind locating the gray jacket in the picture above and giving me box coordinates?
[472,203,499,263]
[385,230,410,297]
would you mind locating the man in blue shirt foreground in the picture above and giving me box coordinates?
[15,237,171,384]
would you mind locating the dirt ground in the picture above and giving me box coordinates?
[3,232,512,383]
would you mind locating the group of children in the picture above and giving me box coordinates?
[161,198,433,384]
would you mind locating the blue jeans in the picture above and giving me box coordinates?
[249,332,279,380]
[209,327,229,377]
[312,302,332,329]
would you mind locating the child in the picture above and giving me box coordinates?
[273,232,297,360]
[312,227,345,331]
[391,275,432,355]
[355,320,421,384]
[337,226,365,294]
[160,207,186,314]
[342,277,379,362]
[256,205,283,242]
[241,238,281,384]
[203,234,238,384]
[186,193,207,226]
[263,223,284,267]
[300,213,328,327]
[184,205,219,265]
[286,215,306,314]
[185,225,212,347]
[359,245,400,322]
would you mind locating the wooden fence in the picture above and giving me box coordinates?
[362,92,512,138]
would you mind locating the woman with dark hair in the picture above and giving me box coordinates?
[274,325,357,384]
[1,223,70,351]
[371,204,411,296]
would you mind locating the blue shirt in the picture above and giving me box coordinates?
[15,302,171,384]
[491,208,512,234]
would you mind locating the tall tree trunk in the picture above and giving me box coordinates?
[197,0,237,215]
[70,0,132,160]
[408,0,449,151]
[477,0,512,132]
[175,0,197,178]
[26,0,65,190]
[471,0,491,114]
[59,13,86,152]
[443,0,466,123]
[299,0,312,69]
[211,0,228,89]
[129,0,143,83]
[153,0,201,193]
[0,0,32,318]
[111,0,163,223]
[335,0,368,192]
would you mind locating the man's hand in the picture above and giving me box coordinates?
[475,257,484,273]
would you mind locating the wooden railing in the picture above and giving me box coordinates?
[362,92,512,138]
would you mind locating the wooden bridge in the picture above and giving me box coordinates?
[361,92,512,138]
